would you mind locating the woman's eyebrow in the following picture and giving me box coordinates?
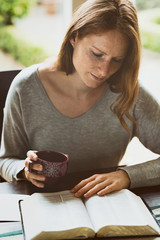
[92,46,106,54]
[92,46,125,58]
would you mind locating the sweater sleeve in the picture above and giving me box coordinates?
[0,73,30,181]
[120,86,160,188]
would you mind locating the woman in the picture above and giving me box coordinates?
[0,0,160,198]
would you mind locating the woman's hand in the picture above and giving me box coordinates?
[71,170,130,198]
[24,150,45,188]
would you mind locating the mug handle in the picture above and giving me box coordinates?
[28,160,42,174]
[28,160,34,173]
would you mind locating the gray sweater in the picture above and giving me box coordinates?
[0,64,160,188]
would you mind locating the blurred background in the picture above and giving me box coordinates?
[0,0,160,165]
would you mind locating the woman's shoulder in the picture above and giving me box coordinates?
[138,84,159,104]
[16,58,56,86]
[6,64,42,104]
[38,57,56,72]
[38,58,56,83]
[135,84,160,113]
[38,59,66,92]
[11,64,40,89]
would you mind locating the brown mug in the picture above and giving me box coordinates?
[29,150,69,186]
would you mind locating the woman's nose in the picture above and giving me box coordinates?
[97,60,110,78]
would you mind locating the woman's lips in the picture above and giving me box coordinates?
[90,73,104,82]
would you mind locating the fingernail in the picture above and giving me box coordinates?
[84,193,89,198]
[97,191,103,196]
[38,166,43,171]
[40,176,45,181]
[33,155,37,160]
[39,183,44,188]
[74,193,79,197]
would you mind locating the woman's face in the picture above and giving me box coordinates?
[71,29,129,89]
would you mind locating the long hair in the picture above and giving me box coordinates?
[55,0,141,133]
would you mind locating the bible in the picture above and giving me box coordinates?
[19,189,160,240]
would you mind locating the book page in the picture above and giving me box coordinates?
[0,194,29,221]
[21,190,95,240]
[151,205,160,225]
[84,189,160,236]
[0,222,22,237]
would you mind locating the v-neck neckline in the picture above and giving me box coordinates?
[34,66,109,120]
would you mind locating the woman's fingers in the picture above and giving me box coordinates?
[71,174,107,197]
[71,170,130,198]
[31,179,44,188]
[24,167,45,188]
[24,150,45,188]
[71,175,98,193]
[24,167,45,181]
[97,183,117,196]
[83,180,112,198]
[25,158,43,171]
[27,150,38,160]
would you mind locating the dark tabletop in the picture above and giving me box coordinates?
[0,167,160,240]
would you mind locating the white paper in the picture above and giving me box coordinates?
[0,194,29,221]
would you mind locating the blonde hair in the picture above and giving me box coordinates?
[55,0,141,133]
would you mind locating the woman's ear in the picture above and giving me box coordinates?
[70,38,75,48]
[70,32,79,48]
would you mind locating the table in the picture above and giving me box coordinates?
[0,168,160,240]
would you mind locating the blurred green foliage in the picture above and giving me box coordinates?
[136,0,160,10]
[0,0,36,25]
[153,17,160,25]
[0,26,48,66]
[141,30,160,53]
[138,8,160,53]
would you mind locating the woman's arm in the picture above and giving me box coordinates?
[0,68,48,187]
[0,74,29,181]
[71,86,160,197]
[120,86,160,188]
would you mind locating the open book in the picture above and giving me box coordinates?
[19,189,160,240]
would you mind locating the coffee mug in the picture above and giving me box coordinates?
[29,150,69,186]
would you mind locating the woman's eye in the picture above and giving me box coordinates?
[112,58,123,64]
[92,51,103,58]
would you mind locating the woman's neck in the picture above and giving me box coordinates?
[66,71,107,101]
